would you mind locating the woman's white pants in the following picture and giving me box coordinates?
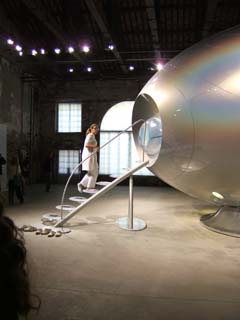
[80,167,98,189]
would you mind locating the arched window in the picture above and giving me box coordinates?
[100,101,152,176]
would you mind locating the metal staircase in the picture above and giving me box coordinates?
[54,119,148,228]
[54,159,149,227]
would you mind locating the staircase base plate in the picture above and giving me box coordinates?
[116,217,147,231]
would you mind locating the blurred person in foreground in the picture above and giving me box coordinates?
[0,197,40,319]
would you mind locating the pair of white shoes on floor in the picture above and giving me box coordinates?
[77,183,97,194]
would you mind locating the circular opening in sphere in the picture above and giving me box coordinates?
[132,93,160,166]
[138,116,162,165]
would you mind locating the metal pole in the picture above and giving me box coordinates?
[142,121,147,162]
[128,175,134,229]
[116,172,147,231]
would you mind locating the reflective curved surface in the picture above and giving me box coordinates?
[138,116,162,165]
[133,25,240,206]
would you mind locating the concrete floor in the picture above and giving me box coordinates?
[5,184,240,320]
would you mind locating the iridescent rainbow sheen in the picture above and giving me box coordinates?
[133,25,240,206]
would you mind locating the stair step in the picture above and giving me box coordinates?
[42,213,61,223]
[96,181,111,186]
[69,196,87,203]
[83,189,98,194]
[56,204,76,211]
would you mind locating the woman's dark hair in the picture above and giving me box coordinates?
[0,200,40,319]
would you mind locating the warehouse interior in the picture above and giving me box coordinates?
[0,1,240,319]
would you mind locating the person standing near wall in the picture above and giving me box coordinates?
[78,124,99,192]
[8,157,24,204]
[0,152,6,191]
[43,151,54,192]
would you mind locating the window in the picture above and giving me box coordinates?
[58,150,81,174]
[57,103,82,132]
[100,131,131,175]
[100,101,153,176]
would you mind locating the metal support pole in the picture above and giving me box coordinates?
[116,175,147,231]
[129,175,134,229]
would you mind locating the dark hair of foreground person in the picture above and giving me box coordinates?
[0,198,40,319]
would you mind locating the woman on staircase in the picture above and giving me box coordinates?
[78,123,99,193]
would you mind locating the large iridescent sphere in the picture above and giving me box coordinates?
[133,25,240,206]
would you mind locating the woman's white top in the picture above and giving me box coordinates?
[82,133,98,171]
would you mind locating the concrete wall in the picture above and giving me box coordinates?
[0,57,22,152]
[0,57,35,183]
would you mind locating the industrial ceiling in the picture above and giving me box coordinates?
[0,0,239,79]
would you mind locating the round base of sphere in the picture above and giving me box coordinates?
[200,206,240,238]
[116,217,147,231]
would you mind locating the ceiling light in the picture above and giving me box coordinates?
[156,63,164,71]
[68,46,74,53]
[82,45,90,53]
[7,38,14,45]
[31,49,37,56]
[108,43,114,50]
[87,66,92,72]
[68,68,74,72]
[19,51,23,56]
[129,65,135,71]
[54,48,61,54]
[40,48,45,55]
[15,45,22,52]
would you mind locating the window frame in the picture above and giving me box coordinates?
[58,149,81,175]
[56,102,82,133]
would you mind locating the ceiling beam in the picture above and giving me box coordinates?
[21,0,87,65]
[202,0,219,38]
[145,0,161,60]
[84,0,128,73]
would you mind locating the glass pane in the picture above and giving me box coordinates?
[58,150,80,174]
[99,132,153,176]
[58,103,82,132]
